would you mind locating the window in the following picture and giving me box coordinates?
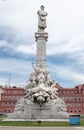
[8,90,11,93]
[73,104,77,107]
[75,91,78,94]
[74,97,77,101]
[78,97,81,101]
[78,104,81,107]
[8,110,10,112]
[71,91,73,94]
[5,102,7,104]
[67,91,69,94]
[69,97,72,101]
[66,97,69,101]
[8,96,11,100]
[68,103,72,107]
[4,110,7,112]
[60,91,63,94]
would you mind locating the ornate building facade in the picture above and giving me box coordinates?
[0,86,24,114]
[57,83,84,115]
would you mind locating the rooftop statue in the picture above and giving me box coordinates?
[37,5,48,32]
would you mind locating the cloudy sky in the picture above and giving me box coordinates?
[0,0,84,88]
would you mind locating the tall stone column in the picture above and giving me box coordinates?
[35,5,48,68]
[35,32,48,68]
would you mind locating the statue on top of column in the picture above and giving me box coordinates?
[37,5,48,32]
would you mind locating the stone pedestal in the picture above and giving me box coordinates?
[35,32,48,68]
[5,98,69,121]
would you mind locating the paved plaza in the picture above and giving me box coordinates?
[0,127,84,130]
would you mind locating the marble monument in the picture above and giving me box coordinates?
[5,5,69,121]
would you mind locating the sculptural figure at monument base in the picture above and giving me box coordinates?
[24,64,57,103]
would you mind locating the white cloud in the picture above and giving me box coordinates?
[0,77,7,86]
[47,35,84,56]
[0,40,8,47]
[0,57,35,86]
[57,67,84,83]
[48,63,84,87]
[0,58,32,74]
[16,44,36,55]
